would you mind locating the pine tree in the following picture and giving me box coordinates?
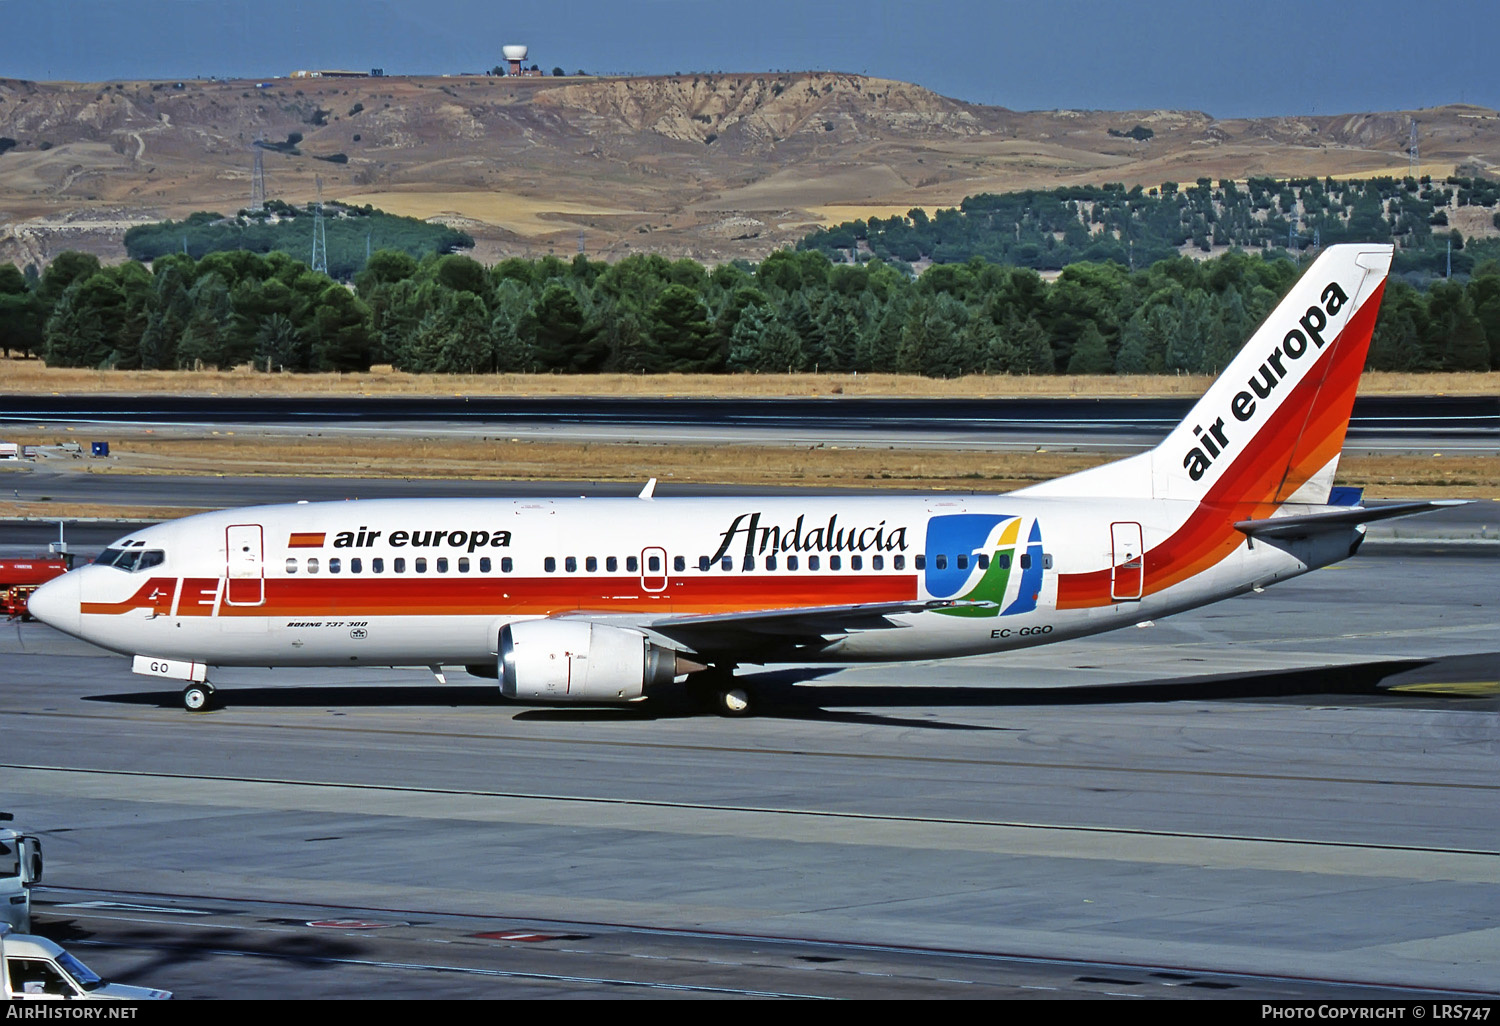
[1066,321,1113,374]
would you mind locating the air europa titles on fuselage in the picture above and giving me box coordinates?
[314,526,514,553]
[1181,280,1350,482]
[711,512,909,564]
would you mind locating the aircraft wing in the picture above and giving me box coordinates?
[644,599,992,654]
[1234,499,1468,540]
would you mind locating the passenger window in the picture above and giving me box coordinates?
[1020,554,1031,570]
[373,557,384,573]
[766,554,777,571]
[743,555,755,571]
[977,554,989,570]
[351,558,362,574]
[545,557,557,573]
[829,555,841,571]
[458,557,469,573]
[673,556,685,572]
[787,555,799,571]
[914,555,926,570]
[627,556,638,573]
[415,558,427,573]
[436,557,448,573]
[329,558,341,574]
[720,556,732,571]
[648,555,660,572]
[480,557,492,573]
[935,555,947,570]
[872,555,883,570]
[699,555,711,572]
[565,556,577,573]
[606,556,618,573]
[394,558,406,573]
[808,555,820,571]
[499,557,510,573]
[893,555,905,570]
[307,558,319,574]
[956,554,968,570]
[998,554,1011,569]
[586,556,598,572]
[286,558,298,574]
[851,555,862,571]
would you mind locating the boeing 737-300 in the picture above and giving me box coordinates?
[27,243,1462,714]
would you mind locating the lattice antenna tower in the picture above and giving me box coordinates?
[1409,119,1419,179]
[250,143,266,212]
[311,175,328,275]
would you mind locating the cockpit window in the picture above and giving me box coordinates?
[97,547,166,572]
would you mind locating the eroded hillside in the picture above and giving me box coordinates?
[1,71,1496,267]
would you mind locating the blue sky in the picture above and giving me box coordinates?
[4,0,1496,118]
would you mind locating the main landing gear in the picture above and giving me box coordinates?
[686,666,754,717]
[182,682,218,712]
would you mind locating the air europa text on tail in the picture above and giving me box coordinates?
[1181,280,1349,482]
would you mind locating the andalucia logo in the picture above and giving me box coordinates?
[923,514,1045,617]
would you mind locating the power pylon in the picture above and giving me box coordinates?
[311,175,328,275]
[250,145,266,212]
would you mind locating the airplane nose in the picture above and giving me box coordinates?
[27,571,82,634]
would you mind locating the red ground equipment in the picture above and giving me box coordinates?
[1,559,71,620]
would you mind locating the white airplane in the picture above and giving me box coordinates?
[28,243,1461,715]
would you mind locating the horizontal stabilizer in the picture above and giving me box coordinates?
[1235,499,1468,539]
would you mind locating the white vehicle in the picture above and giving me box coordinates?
[0,926,172,1000]
[0,814,43,934]
[28,244,1459,715]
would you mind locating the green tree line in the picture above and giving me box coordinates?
[3,244,1497,376]
[122,200,474,281]
[798,175,1500,279]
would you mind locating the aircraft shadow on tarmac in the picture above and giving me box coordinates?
[38,917,370,977]
[83,652,1498,728]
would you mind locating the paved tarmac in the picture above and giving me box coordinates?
[2,393,1496,456]
[1,548,1495,999]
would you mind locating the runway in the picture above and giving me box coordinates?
[2,548,1495,999]
[2,393,1496,452]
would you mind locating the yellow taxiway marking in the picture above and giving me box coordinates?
[1389,681,1500,696]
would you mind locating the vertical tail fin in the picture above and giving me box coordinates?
[1018,244,1393,506]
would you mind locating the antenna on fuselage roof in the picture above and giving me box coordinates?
[638,478,657,500]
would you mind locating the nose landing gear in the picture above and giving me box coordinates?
[182,682,218,712]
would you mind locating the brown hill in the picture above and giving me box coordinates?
[1,71,1497,267]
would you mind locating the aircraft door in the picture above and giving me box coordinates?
[640,546,668,593]
[225,524,265,606]
[1110,521,1144,601]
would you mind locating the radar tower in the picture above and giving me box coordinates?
[503,44,529,77]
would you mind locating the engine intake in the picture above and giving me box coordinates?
[498,620,695,702]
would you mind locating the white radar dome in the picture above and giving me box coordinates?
[502,45,529,61]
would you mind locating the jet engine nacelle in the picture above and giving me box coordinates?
[499,620,690,702]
